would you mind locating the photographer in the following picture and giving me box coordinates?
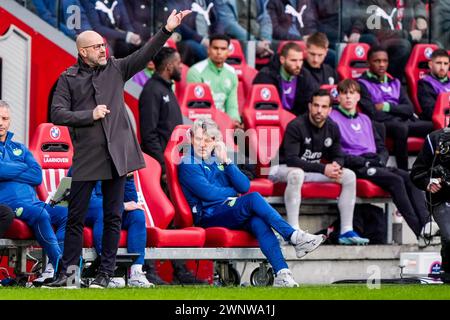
[411,128,450,283]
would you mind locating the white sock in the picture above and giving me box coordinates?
[284,169,304,229]
[338,169,356,235]
[130,264,143,275]
[45,263,54,273]
[276,268,290,276]
[290,229,305,244]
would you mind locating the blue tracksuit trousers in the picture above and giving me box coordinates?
[198,192,295,273]
[8,200,67,266]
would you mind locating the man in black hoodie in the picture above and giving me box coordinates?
[138,47,208,286]
[270,89,369,245]
[303,32,338,88]
[253,42,319,116]
[139,47,183,178]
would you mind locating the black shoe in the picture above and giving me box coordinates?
[173,265,208,285]
[145,270,169,285]
[42,274,78,289]
[441,272,450,284]
[143,262,169,285]
[90,272,110,289]
[81,257,101,279]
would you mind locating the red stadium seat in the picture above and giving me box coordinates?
[137,154,205,248]
[432,92,450,129]
[164,125,259,247]
[337,43,370,80]
[242,84,295,176]
[3,219,34,240]
[28,123,73,202]
[226,39,258,112]
[385,136,425,154]
[320,84,339,105]
[179,83,235,147]
[82,154,206,249]
[356,179,390,198]
[243,85,390,200]
[405,44,439,115]
[242,85,344,199]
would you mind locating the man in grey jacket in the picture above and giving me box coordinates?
[47,9,191,288]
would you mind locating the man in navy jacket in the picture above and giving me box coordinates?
[178,118,325,287]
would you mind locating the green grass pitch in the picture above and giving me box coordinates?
[0,284,449,300]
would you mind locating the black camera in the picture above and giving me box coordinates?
[431,165,450,187]
[438,127,450,163]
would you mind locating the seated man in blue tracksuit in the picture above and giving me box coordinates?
[83,174,153,287]
[0,101,67,285]
[178,118,326,287]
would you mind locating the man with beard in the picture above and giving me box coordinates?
[47,10,190,289]
[269,89,369,245]
[253,42,318,115]
[418,49,450,121]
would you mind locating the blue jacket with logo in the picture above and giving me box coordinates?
[178,151,250,224]
[0,132,42,205]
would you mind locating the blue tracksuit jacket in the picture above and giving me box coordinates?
[178,151,250,224]
[0,132,42,204]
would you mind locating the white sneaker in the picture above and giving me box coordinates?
[291,231,326,258]
[421,221,440,238]
[273,269,299,287]
[33,264,54,287]
[108,277,126,288]
[129,271,155,288]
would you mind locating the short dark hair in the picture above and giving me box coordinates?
[431,48,450,60]
[153,47,177,73]
[209,34,231,47]
[306,32,329,49]
[280,42,303,58]
[337,79,361,94]
[367,45,388,60]
[311,88,331,103]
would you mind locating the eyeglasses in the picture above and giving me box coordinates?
[82,43,106,51]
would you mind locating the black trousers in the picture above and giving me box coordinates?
[61,173,126,276]
[356,166,429,237]
[0,204,14,238]
[383,118,433,170]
